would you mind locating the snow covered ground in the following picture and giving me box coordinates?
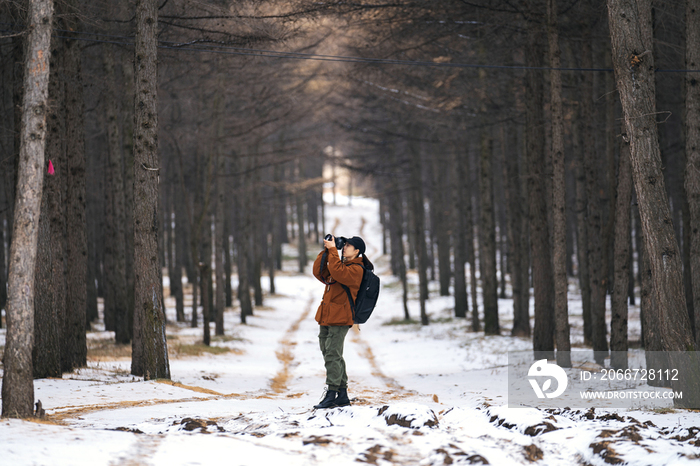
[1,194,699,465]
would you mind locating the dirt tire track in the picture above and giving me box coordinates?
[269,296,315,395]
[350,215,409,396]
[349,329,404,392]
[50,296,317,422]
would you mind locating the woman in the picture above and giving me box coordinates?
[311,234,371,409]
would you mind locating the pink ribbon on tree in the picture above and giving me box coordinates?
[48,160,54,175]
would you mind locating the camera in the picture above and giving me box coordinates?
[324,234,347,250]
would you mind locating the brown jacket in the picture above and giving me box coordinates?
[312,248,364,326]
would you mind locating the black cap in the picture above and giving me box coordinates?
[345,236,366,255]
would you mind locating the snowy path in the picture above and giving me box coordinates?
[2,196,700,465]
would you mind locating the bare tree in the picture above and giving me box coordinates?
[409,140,429,326]
[453,149,469,321]
[611,143,632,369]
[103,46,130,345]
[2,0,54,418]
[130,0,169,380]
[686,0,700,346]
[214,79,226,336]
[607,0,700,407]
[526,6,555,359]
[582,25,609,364]
[503,123,529,337]
[479,130,499,335]
[33,26,65,379]
[61,7,88,371]
[548,0,571,367]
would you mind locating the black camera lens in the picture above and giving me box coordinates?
[324,234,346,250]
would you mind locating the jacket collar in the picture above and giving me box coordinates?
[342,255,363,265]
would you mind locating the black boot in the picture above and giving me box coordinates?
[334,388,351,407]
[313,389,338,409]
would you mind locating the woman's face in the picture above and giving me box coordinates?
[343,243,358,259]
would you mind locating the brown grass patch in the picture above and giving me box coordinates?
[210,335,243,343]
[271,346,294,393]
[25,416,67,426]
[255,305,276,311]
[169,343,232,357]
[87,338,241,361]
[87,342,132,361]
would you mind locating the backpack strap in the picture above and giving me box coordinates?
[318,250,334,286]
[339,263,365,322]
[340,283,355,320]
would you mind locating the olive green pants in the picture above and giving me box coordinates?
[318,325,350,392]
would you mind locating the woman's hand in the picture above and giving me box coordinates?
[323,235,336,250]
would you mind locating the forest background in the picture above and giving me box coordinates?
[1,0,700,417]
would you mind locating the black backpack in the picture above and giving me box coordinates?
[340,264,380,324]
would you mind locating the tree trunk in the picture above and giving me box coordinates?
[262,175,279,295]
[121,48,135,340]
[7,26,23,252]
[392,187,410,320]
[224,212,233,304]
[573,114,592,345]
[273,164,283,272]
[265,173,275,296]
[639,237,667,387]
[215,155,226,336]
[504,124,529,337]
[686,0,700,347]
[103,46,130,345]
[453,150,469,320]
[2,0,54,418]
[479,130,499,335]
[200,262,211,346]
[0,208,6,322]
[103,150,116,332]
[183,146,211,329]
[130,0,169,380]
[409,141,429,326]
[682,193,694,338]
[582,31,609,364]
[251,159,263,307]
[296,175,307,273]
[61,25,88,371]
[548,0,571,366]
[628,211,636,307]
[236,232,253,324]
[498,224,507,300]
[235,156,253,323]
[170,185,185,322]
[634,203,644,346]
[607,0,699,407]
[190,230,199,328]
[33,30,65,380]
[466,146,480,332]
[201,214,214,333]
[407,197,416,271]
[434,156,452,297]
[526,15,555,359]
[611,143,632,369]
[86,219,98,325]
